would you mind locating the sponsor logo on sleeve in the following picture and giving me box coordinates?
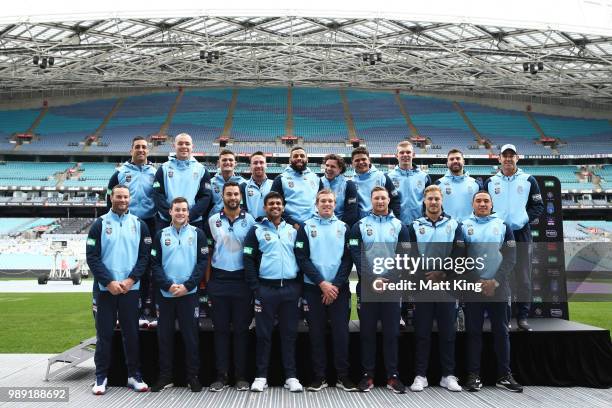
[244,246,253,254]
[86,238,96,246]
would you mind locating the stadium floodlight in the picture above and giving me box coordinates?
[48,57,54,66]
[376,52,382,62]
[362,53,368,61]
[530,63,537,74]
[200,50,205,59]
[538,62,544,71]
[33,55,39,65]
[40,57,47,69]
[523,62,529,72]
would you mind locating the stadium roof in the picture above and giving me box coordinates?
[1,1,611,104]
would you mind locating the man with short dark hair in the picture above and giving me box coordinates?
[435,149,482,222]
[209,149,246,217]
[484,144,544,331]
[87,184,151,395]
[295,189,356,392]
[461,190,522,393]
[270,146,322,228]
[244,191,303,393]
[107,136,158,328]
[350,147,401,220]
[152,133,212,231]
[206,182,256,392]
[320,154,359,227]
[240,151,273,220]
[349,186,410,394]
[151,197,208,393]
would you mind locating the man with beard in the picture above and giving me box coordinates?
[387,141,431,226]
[271,146,323,229]
[244,192,304,393]
[240,151,273,221]
[106,136,158,328]
[209,149,247,217]
[484,144,544,331]
[320,153,359,227]
[350,147,401,220]
[435,149,482,222]
[152,133,212,231]
[205,182,256,392]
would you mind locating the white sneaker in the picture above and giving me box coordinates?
[284,378,303,393]
[138,317,149,329]
[148,319,158,329]
[251,377,268,392]
[410,376,428,392]
[127,376,149,392]
[92,377,107,395]
[440,375,462,392]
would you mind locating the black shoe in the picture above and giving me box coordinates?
[464,373,482,392]
[151,377,173,392]
[188,377,202,392]
[235,378,250,391]
[517,319,532,331]
[496,374,523,393]
[386,375,406,394]
[209,375,228,392]
[307,378,328,392]
[358,374,374,392]
[336,376,358,392]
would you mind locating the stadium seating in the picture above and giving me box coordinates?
[231,88,286,141]
[293,88,348,142]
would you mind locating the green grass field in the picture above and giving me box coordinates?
[0,293,609,353]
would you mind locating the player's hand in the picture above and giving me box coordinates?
[119,278,135,292]
[321,293,335,305]
[319,281,338,301]
[293,223,300,230]
[480,280,496,297]
[107,281,124,295]
[172,284,188,297]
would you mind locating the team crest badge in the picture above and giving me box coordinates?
[214,186,220,193]
[215,220,222,228]
[288,181,295,188]
[419,227,425,235]
[446,187,451,195]
[164,238,171,246]
[168,170,174,178]
[125,174,132,183]
[310,229,317,238]
[517,186,523,194]
[393,179,400,188]
[248,188,254,197]
[389,227,395,236]
[193,172,198,180]
[366,228,373,236]
[105,227,112,235]
[495,187,500,194]
[417,180,423,188]
[241,220,247,227]
[468,227,474,235]
[264,233,271,241]
[188,236,194,245]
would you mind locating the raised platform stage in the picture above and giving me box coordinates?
[108,318,612,389]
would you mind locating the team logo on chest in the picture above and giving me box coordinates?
[392,179,400,188]
[366,228,373,236]
[215,219,222,228]
[310,229,317,238]
[446,187,451,195]
[416,180,423,189]
[241,220,247,228]
[467,227,474,235]
[168,170,174,178]
[517,185,523,194]
[164,238,171,246]
[264,233,271,241]
[248,188,254,197]
[288,181,295,188]
[125,173,132,183]
[188,235,194,245]
[495,187,500,194]
[389,227,395,236]
[105,227,112,235]
[419,226,425,235]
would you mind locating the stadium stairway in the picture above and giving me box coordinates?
[339,89,358,141]
[84,98,125,152]
[286,87,294,136]
[220,89,239,141]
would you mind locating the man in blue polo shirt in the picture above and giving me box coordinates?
[86,184,151,395]
[320,153,359,227]
[209,149,247,217]
[107,136,158,328]
[270,146,322,228]
[240,151,273,220]
[152,133,212,231]
[295,189,356,392]
[150,197,208,393]
[206,182,256,392]
[244,191,304,393]
[484,144,544,331]
[435,149,482,222]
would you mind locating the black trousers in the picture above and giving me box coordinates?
[414,301,457,377]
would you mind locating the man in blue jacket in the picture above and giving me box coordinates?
[152,133,212,231]
[86,184,151,395]
[295,189,356,392]
[435,149,482,222]
[243,191,304,393]
[240,151,273,220]
[484,144,544,331]
[205,182,256,392]
[350,146,401,220]
[388,140,431,225]
[349,186,410,394]
[320,154,359,227]
[106,136,158,328]
[408,185,464,393]
[150,197,208,393]
[461,190,522,392]
[270,146,322,229]
[209,149,247,217]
